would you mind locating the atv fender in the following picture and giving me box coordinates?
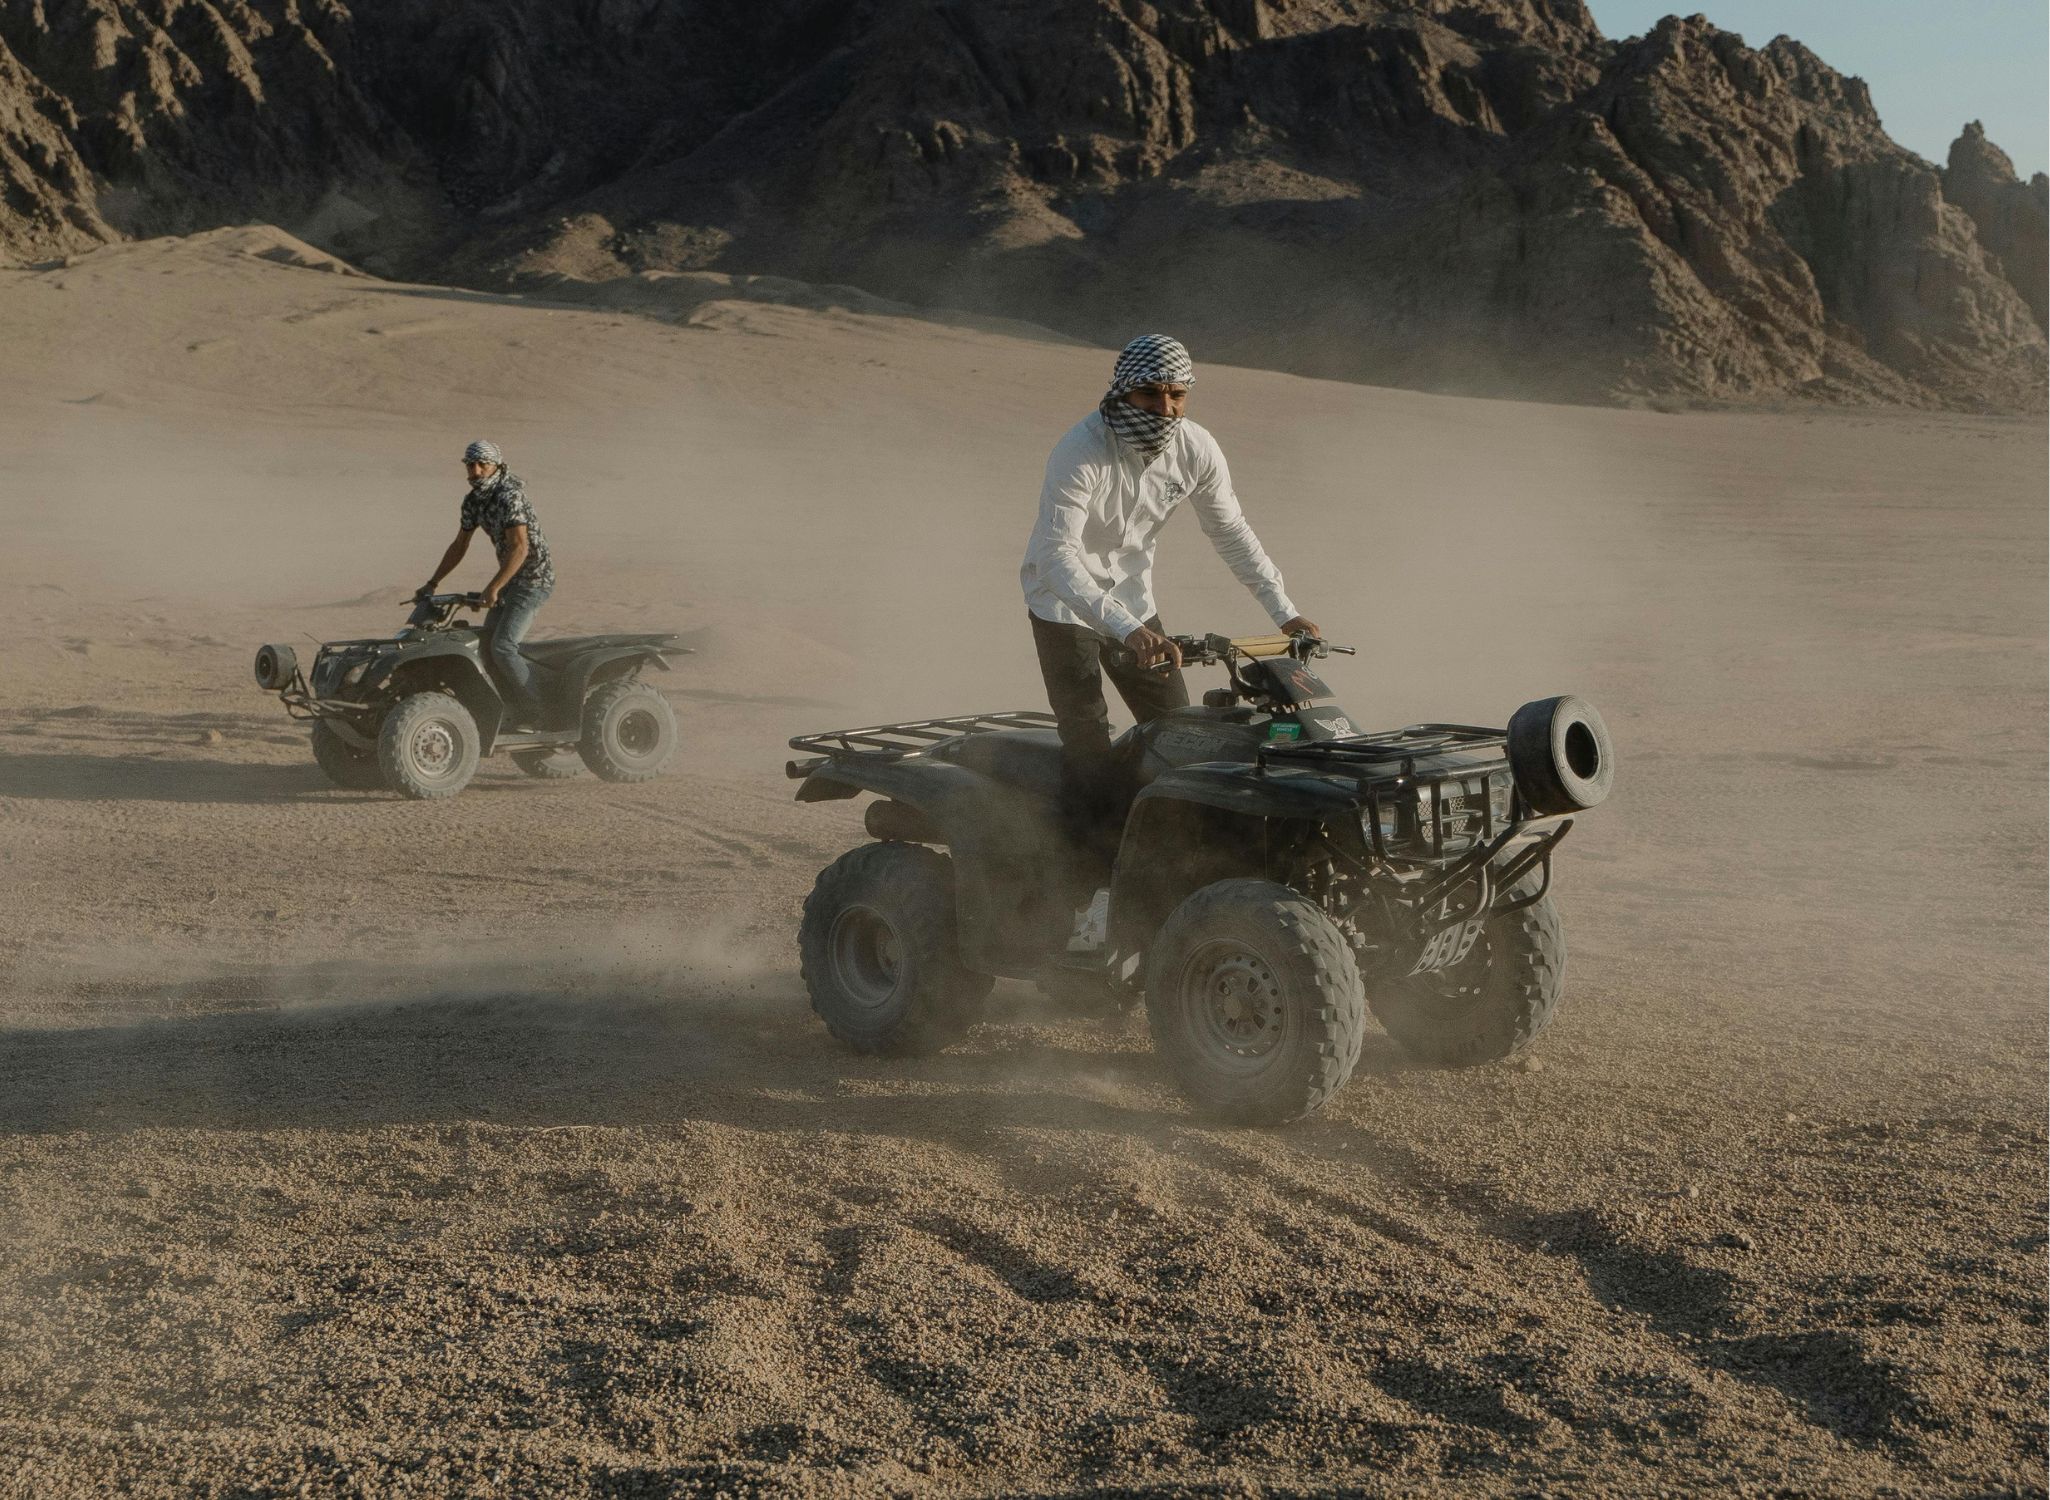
[795,759,1067,975]
[1132,763,1363,823]
[564,647,671,708]
[1109,765,1359,953]
[371,651,506,752]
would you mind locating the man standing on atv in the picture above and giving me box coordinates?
[1021,334,1318,870]
[417,439,556,726]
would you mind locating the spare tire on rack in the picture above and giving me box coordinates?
[1507,696,1614,816]
[253,644,297,691]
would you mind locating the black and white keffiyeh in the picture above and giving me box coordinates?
[1100,333,1195,463]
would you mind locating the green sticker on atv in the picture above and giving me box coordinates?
[1266,722,1302,742]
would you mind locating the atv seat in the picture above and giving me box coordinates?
[937,728,1066,802]
[517,632,677,667]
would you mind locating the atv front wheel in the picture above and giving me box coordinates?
[1369,876,1565,1067]
[378,691,481,800]
[511,748,584,780]
[1145,879,1365,1125]
[800,842,993,1056]
[579,680,677,782]
[311,721,385,791]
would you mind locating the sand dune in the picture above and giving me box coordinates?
[0,232,2042,1493]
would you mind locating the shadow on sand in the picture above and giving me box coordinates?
[0,750,341,805]
[0,967,1931,1458]
[0,962,1417,1141]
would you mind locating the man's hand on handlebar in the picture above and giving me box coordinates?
[1280,615,1322,640]
[1123,624,1184,672]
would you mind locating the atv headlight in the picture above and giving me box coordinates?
[343,661,369,688]
[1367,786,1429,849]
[1489,771,1513,827]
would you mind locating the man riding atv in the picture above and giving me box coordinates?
[419,439,554,728]
[251,439,683,798]
[1021,334,1319,941]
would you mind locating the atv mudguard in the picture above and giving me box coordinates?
[1131,762,1363,822]
[1107,763,1361,954]
[363,642,507,751]
[795,759,1070,975]
[562,646,670,707]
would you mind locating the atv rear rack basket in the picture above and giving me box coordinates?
[787,710,1058,775]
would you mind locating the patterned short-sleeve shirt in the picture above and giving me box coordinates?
[460,471,554,591]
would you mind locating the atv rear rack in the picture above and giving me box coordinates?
[787,710,1059,775]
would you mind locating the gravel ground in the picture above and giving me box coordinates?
[0,236,2041,1495]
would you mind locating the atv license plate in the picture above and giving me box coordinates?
[1409,917,1485,975]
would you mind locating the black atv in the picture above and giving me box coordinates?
[254,592,686,799]
[785,631,1614,1124]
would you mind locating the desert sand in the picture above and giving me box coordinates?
[0,230,2042,1495]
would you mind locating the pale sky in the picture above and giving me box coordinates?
[1585,1,2048,179]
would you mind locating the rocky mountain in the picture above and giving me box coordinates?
[1,0,2042,409]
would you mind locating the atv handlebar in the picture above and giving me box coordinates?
[1111,630,1354,671]
[408,590,489,628]
[1171,631,1354,666]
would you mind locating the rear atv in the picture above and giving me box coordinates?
[254,592,687,799]
[785,630,1614,1125]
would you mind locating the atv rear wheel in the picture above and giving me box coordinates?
[579,680,677,782]
[1369,876,1564,1067]
[311,721,385,791]
[800,842,993,1056]
[378,691,481,800]
[1145,879,1365,1125]
[511,748,584,780]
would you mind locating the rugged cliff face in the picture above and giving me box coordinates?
[1,0,2042,408]
[1943,121,2049,331]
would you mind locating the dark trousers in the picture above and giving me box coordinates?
[1028,611,1189,865]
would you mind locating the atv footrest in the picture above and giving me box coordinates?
[789,710,1059,761]
[495,728,581,750]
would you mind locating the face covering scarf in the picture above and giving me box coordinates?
[465,439,505,492]
[1099,334,1195,464]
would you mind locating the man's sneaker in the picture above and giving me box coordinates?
[1067,888,1111,953]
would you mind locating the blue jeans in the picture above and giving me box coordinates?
[485,583,551,723]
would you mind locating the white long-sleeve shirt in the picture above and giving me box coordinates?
[1021,411,1298,641]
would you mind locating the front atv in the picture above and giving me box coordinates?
[254,593,687,799]
[785,631,1615,1124]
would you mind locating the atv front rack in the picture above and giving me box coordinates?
[787,710,1059,774]
[1262,724,1539,864]
[1257,722,1508,776]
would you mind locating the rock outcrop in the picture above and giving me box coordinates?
[0,0,2042,409]
[1943,121,2049,330]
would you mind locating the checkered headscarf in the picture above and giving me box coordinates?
[1100,334,1194,463]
